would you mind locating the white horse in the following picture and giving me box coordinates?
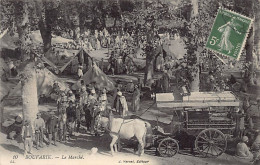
[98,116,151,156]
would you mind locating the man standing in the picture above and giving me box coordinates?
[234,109,245,138]
[88,89,98,133]
[21,120,34,155]
[114,91,128,117]
[75,101,81,133]
[98,88,107,115]
[126,80,134,93]
[57,92,68,114]
[58,109,67,142]
[67,90,76,103]
[34,113,45,149]
[132,85,140,112]
[162,70,170,93]
[46,112,58,146]
[80,86,88,107]
[66,101,76,137]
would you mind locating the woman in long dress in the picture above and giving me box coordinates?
[217,17,241,54]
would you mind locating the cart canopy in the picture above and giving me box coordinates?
[156,91,240,108]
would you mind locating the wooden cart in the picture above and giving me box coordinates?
[155,91,240,157]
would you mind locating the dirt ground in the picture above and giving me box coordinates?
[0,97,257,165]
[0,127,252,165]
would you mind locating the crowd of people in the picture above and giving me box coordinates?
[17,75,143,156]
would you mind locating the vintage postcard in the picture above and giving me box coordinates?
[0,0,259,165]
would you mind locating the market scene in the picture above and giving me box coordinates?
[0,0,260,165]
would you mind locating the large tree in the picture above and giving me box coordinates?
[14,0,39,122]
[35,0,60,53]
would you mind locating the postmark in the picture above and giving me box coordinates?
[206,8,253,60]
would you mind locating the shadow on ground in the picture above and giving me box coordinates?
[1,143,24,155]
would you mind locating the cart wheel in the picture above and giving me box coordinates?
[195,128,227,157]
[158,138,179,157]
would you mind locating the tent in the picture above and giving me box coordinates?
[72,63,115,91]
[0,30,73,51]
[7,68,68,98]
[60,48,93,73]
[30,30,73,45]
[0,58,11,101]
[0,29,19,50]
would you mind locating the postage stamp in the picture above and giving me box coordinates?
[206,8,253,60]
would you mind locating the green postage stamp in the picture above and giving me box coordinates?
[206,8,253,60]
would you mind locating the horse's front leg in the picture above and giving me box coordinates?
[110,135,118,156]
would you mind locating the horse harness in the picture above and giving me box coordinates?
[108,118,135,137]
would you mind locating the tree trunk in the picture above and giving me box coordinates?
[21,63,39,122]
[39,20,52,53]
[15,1,39,122]
[190,0,200,92]
[14,1,30,62]
[144,44,162,86]
[243,0,255,85]
[0,103,3,131]
[144,52,155,86]
[190,63,200,91]
[245,27,254,85]
[35,1,52,53]
[254,2,260,68]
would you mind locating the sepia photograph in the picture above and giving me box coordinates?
[0,0,259,165]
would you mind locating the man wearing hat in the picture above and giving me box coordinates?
[34,113,45,149]
[113,91,128,117]
[236,136,253,159]
[87,89,98,133]
[67,90,76,103]
[21,120,34,155]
